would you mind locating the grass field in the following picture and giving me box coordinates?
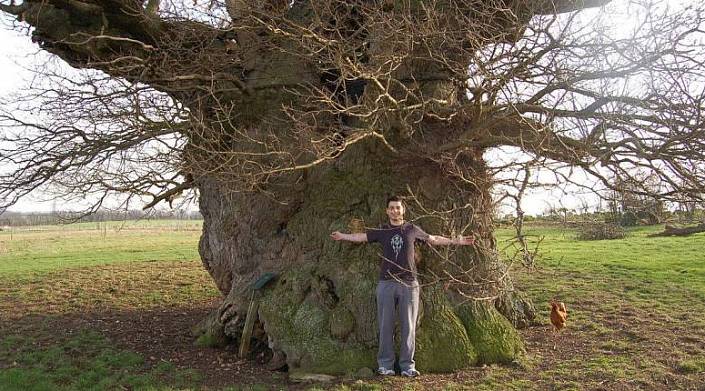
[494,225,705,390]
[0,220,202,275]
[1,220,704,390]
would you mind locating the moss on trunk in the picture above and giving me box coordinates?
[456,302,525,364]
[258,270,377,375]
[197,140,532,374]
[415,286,478,372]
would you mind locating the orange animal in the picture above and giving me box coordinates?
[549,301,567,349]
[549,301,568,331]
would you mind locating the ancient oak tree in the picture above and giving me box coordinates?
[1,0,704,375]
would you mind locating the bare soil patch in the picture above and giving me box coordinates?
[4,296,704,390]
[1,298,293,389]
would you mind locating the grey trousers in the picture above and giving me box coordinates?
[376,279,420,371]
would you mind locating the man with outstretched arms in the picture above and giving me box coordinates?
[330,195,474,377]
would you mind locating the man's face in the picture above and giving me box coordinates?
[386,201,405,224]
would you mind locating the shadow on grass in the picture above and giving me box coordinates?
[0,304,292,391]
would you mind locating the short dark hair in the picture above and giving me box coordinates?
[386,195,405,207]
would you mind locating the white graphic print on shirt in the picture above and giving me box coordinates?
[390,234,403,260]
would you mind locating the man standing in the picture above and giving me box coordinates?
[330,196,474,377]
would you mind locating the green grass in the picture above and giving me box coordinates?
[677,357,705,374]
[0,260,219,315]
[0,220,202,276]
[0,220,218,390]
[0,220,212,315]
[490,223,705,391]
[2,221,705,390]
[0,330,201,391]
[498,224,705,308]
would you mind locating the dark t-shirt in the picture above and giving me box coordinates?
[366,222,430,282]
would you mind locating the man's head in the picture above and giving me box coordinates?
[386,195,405,226]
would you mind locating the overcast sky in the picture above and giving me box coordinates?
[0,16,52,212]
[0,17,33,94]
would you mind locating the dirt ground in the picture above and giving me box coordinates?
[2,298,290,389]
[3,296,704,391]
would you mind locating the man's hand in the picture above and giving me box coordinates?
[428,233,476,246]
[455,235,475,246]
[330,231,368,242]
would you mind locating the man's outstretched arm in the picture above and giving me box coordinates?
[330,231,368,242]
[426,234,475,246]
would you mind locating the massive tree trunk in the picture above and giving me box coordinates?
[187,5,536,373]
[195,135,534,374]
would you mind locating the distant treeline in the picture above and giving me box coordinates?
[0,209,203,227]
[497,209,704,228]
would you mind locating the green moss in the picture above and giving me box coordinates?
[259,268,376,375]
[456,301,524,364]
[191,310,228,348]
[329,307,355,340]
[262,299,375,374]
[253,162,396,376]
[194,332,227,348]
[415,287,478,372]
